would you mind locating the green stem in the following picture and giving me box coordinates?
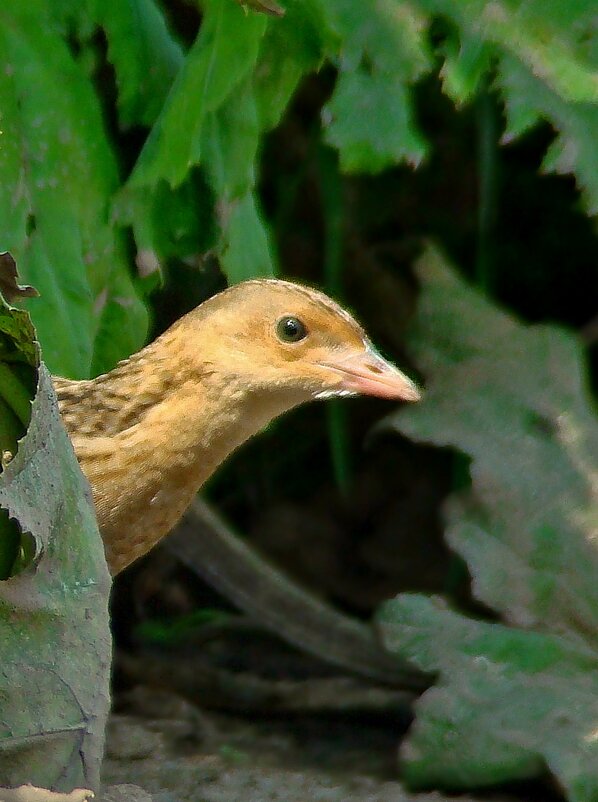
[0,363,32,426]
[317,143,352,497]
[326,401,352,495]
[0,394,21,460]
[0,394,23,579]
[443,82,500,597]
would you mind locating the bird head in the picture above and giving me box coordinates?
[187,279,420,405]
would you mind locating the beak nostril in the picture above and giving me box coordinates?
[320,352,419,401]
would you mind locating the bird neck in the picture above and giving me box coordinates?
[60,328,306,573]
[124,326,303,470]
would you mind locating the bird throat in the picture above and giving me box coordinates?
[56,347,303,574]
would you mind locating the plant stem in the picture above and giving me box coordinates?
[444,81,500,596]
[0,394,21,461]
[0,394,23,579]
[0,363,32,426]
[317,143,352,497]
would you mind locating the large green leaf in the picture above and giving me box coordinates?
[201,76,260,200]
[498,54,598,214]
[380,595,598,797]
[324,69,427,172]
[108,0,596,327]
[220,191,276,282]
[418,0,598,213]
[0,268,110,791]
[88,0,184,128]
[378,247,598,798]
[253,1,327,131]
[127,0,267,190]
[0,3,147,379]
[417,0,598,103]
[119,0,277,280]
[112,173,218,270]
[322,0,431,172]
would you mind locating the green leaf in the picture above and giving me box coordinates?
[420,0,598,103]
[0,3,147,379]
[119,0,277,282]
[322,0,431,172]
[202,77,260,200]
[379,595,598,797]
[0,277,38,374]
[324,0,430,77]
[90,261,151,377]
[128,0,267,189]
[324,69,427,172]
[253,4,324,131]
[378,247,598,797]
[200,3,330,279]
[498,54,598,214]
[114,172,217,266]
[0,306,36,431]
[88,0,184,127]
[0,298,110,790]
[440,31,492,105]
[220,192,276,281]
[118,0,334,283]
[428,1,598,213]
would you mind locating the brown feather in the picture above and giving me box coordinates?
[55,279,418,573]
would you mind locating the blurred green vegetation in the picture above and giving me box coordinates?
[1,0,597,798]
[0,0,596,378]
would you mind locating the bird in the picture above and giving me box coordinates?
[54,279,420,575]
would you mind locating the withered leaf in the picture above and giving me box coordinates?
[0,785,93,802]
[0,253,39,305]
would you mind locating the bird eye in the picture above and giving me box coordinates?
[276,316,307,343]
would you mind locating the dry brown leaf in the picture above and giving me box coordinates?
[0,254,39,304]
[0,785,93,802]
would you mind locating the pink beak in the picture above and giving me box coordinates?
[320,348,421,402]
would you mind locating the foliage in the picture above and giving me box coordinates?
[0,4,148,379]
[0,260,111,792]
[379,247,598,799]
[0,0,597,798]
[0,255,38,579]
[0,0,597,376]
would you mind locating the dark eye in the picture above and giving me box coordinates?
[276,316,307,343]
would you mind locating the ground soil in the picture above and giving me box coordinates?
[102,687,528,802]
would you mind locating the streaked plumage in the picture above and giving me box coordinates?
[55,279,419,574]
